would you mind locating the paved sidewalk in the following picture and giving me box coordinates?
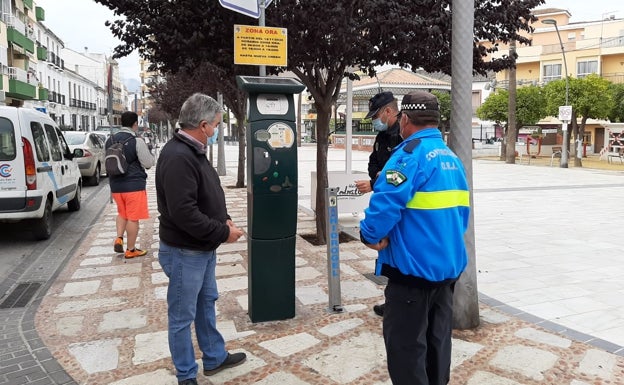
[31,145,624,384]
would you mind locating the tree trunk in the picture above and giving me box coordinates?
[237,121,246,188]
[314,103,331,245]
[231,104,246,188]
[505,40,517,164]
[499,125,507,160]
[575,113,586,168]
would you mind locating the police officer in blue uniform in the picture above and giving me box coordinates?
[360,91,470,385]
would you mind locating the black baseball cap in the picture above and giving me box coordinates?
[365,91,395,119]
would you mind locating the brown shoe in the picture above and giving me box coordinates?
[113,237,124,253]
[204,352,247,376]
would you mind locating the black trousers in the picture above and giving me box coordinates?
[383,281,454,385]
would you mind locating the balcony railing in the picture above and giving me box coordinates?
[8,66,37,86]
[542,41,576,55]
[38,87,48,101]
[35,6,45,21]
[36,45,47,61]
[600,35,624,49]
[4,15,35,54]
[602,73,624,84]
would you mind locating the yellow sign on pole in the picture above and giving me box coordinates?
[234,24,287,67]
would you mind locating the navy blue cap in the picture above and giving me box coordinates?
[365,91,395,119]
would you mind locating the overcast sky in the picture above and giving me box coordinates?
[35,0,140,84]
[544,0,621,21]
[34,0,622,84]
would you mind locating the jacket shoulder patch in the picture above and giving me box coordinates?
[403,139,421,153]
[386,170,407,186]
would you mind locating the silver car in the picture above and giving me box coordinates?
[63,131,106,185]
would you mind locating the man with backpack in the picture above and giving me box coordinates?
[105,111,155,258]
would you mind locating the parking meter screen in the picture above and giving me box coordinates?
[266,122,295,149]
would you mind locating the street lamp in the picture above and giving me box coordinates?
[542,18,570,168]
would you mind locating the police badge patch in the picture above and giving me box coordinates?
[386,170,407,186]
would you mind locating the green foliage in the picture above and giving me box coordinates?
[543,74,613,120]
[431,91,451,122]
[516,86,548,125]
[94,0,543,78]
[477,85,547,127]
[477,89,509,124]
[94,0,544,242]
[608,83,624,123]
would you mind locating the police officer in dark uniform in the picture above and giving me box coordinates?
[355,91,403,317]
[356,91,403,194]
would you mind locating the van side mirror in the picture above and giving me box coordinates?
[72,148,84,158]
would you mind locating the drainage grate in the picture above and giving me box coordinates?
[0,282,42,309]
[363,273,388,286]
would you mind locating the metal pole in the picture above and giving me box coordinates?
[325,187,343,313]
[552,22,569,168]
[217,92,226,175]
[259,0,266,77]
[450,0,479,328]
[345,78,353,174]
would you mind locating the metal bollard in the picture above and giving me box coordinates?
[325,187,343,313]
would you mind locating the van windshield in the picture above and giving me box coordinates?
[0,118,17,161]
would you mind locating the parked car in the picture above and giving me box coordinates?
[63,131,106,185]
[92,131,110,146]
[0,107,82,240]
[95,125,122,136]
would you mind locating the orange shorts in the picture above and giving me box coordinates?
[112,190,150,221]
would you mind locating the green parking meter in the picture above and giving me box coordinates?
[236,76,305,322]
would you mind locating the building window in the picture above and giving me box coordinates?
[472,91,481,116]
[353,100,369,113]
[577,60,598,78]
[543,63,562,83]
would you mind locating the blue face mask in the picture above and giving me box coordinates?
[208,127,219,145]
[372,118,388,132]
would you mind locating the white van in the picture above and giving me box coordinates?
[0,107,83,240]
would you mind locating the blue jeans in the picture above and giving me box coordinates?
[159,241,227,381]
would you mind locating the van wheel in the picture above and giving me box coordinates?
[89,164,101,186]
[68,182,81,212]
[33,199,53,240]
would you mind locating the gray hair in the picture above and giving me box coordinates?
[178,93,223,129]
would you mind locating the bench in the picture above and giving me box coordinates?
[607,151,623,164]
[550,146,569,166]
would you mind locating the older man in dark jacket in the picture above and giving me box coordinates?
[155,93,246,385]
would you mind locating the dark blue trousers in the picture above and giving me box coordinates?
[383,281,454,385]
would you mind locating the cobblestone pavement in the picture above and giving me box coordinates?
[33,163,624,385]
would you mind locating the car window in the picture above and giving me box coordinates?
[65,132,84,146]
[55,127,72,155]
[0,117,17,161]
[91,134,104,148]
[44,125,63,161]
[30,122,51,162]
[89,134,102,148]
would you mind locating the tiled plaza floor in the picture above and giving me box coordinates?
[34,160,624,385]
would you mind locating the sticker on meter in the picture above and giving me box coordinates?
[266,122,295,149]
